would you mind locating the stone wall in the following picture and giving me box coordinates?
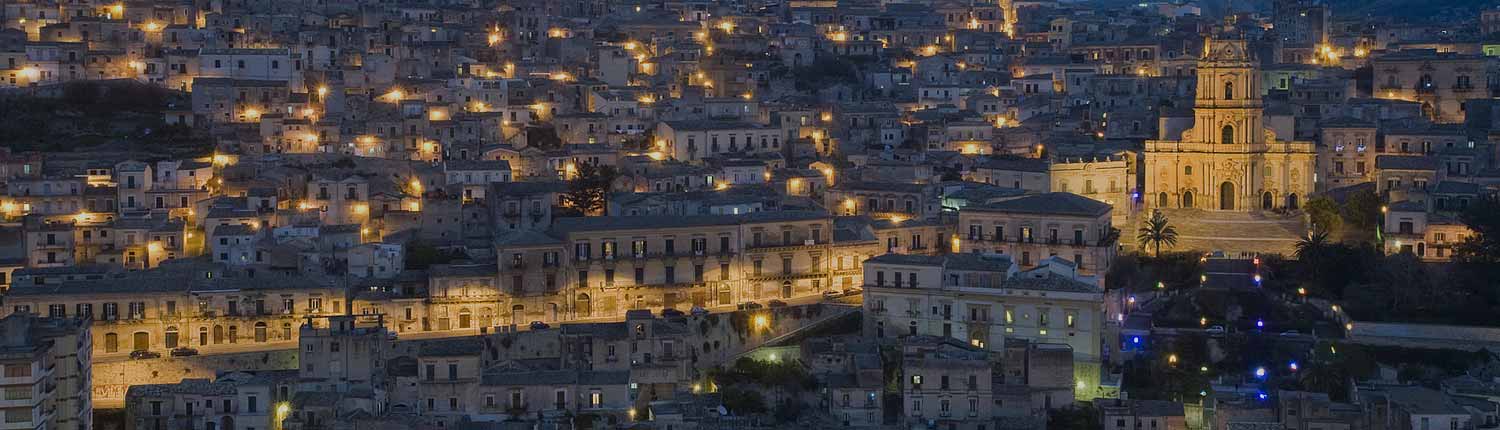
[93,349,298,408]
[1349,321,1500,351]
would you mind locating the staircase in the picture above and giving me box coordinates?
[1135,209,1308,256]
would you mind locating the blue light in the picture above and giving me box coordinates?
[1254,367,1266,378]
[1289,361,1299,371]
[1257,392,1268,400]
[1132,336,1141,344]
[1256,319,1264,328]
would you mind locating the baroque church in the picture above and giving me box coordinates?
[1145,37,1316,212]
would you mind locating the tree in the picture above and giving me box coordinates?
[1305,197,1343,236]
[1294,228,1332,264]
[1341,190,1381,232]
[720,388,767,415]
[1047,404,1101,430]
[1453,196,1500,263]
[561,163,618,216]
[1136,210,1179,257]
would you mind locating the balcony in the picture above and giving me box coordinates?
[745,239,826,252]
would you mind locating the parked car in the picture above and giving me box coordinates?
[1205,325,1227,336]
[767,299,788,308]
[529,321,550,330]
[690,306,709,317]
[822,290,843,300]
[661,308,686,319]
[170,347,198,357]
[129,350,162,360]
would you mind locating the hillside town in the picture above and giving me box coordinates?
[4,0,1500,429]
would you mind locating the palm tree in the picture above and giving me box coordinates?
[1294,228,1332,263]
[1137,210,1179,257]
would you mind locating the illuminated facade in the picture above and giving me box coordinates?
[1145,38,1316,212]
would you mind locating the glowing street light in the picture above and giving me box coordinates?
[1254,367,1267,378]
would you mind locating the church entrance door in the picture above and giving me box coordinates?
[1219,182,1235,210]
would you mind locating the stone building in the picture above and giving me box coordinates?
[1372,50,1489,124]
[1144,37,1316,212]
[0,314,91,430]
[2,261,342,360]
[955,192,1117,277]
[861,253,1107,399]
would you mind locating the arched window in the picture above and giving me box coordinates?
[1184,166,1193,175]
[1223,81,1234,99]
[1221,125,1234,144]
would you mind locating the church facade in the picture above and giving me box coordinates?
[1145,38,1316,212]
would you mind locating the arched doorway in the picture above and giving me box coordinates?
[165,327,179,349]
[104,333,119,353]
[1182,191,1194,208]
[254,322,267,342]
[198,327,208,346]
[213,325,224,344]
[132,331,149,352]
[1286,193,1300,210]
[576,294,591,317]
[221,416,234,430]
[510,305,524,325]
[1219,182,1235,210]
[1157,192,1168,208]
[1262,192,1273,210]
[781,281,793,299]
[458,308,472,329]
[227,325,237,344]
